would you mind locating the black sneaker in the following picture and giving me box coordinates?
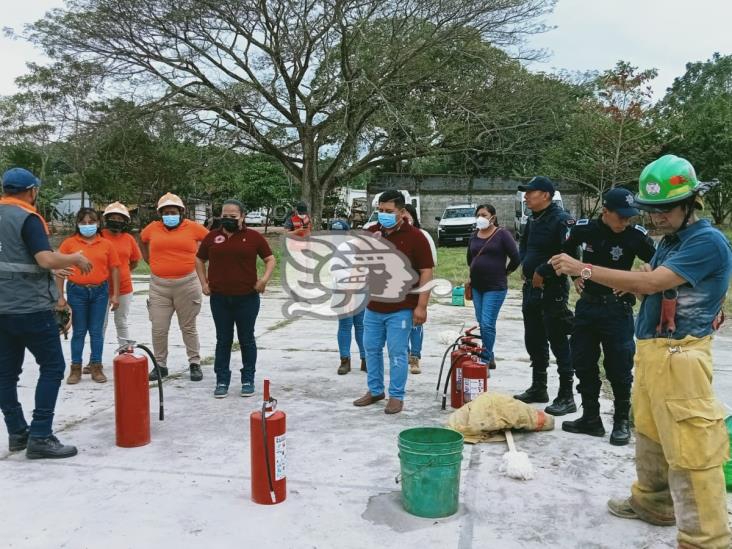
[545,395,577,416]
[26,435,78,459]
[189,364,203,382]
[562,415,605,437]
[9,427,29,452]
[149,366,169,381]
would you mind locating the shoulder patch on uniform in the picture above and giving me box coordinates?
[576,219,589,226]
[633,224,648,235]
[564,218,576,226]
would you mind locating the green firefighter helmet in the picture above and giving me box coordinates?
[635,155,699,210]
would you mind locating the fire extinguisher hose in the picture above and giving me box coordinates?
[135,344,165,421]
[435,340,460,398]
[261,399,277,503]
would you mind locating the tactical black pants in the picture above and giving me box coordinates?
[521,280,573,376]
[570,296,635,405]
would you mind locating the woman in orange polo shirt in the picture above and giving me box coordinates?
[57,208,121,384]
[141,193,208,382]
[101,202,142,347]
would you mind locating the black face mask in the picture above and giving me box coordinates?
[106,220,128,233]
[220,218,240,232]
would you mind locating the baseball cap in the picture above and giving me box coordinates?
[518,176,555,196]
[2,168,41,192]
[603,187,639,217]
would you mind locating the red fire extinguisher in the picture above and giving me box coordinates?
[113,343,164,448]
[449,348,468,409]
[462,356,488,404]
[250,379,286,505]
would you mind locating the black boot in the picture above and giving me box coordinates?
[610,399,631,446]
[514,369,549,403]
[26,435,78,459]
[562,400,605,436]
[149,366,169,381]
[545,376,577,416]
[189,363,203,382]
[9,427,29,452]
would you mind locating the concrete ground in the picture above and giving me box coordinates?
[1,279,731,549]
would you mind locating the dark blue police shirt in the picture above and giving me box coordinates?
[520,202,576,281]
[563,217,656,295]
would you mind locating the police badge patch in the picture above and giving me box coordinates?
[610,246,623,261]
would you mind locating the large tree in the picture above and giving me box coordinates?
[659,53,732,225]
[540,61,660,215]
[28,0,554,224]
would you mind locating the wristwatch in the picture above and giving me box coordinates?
[580,264,593,281]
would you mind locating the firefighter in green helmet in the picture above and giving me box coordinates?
[550,154,732,548]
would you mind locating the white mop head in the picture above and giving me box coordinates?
[500,450,534,480]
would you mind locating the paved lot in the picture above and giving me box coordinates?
[1,280,731,549]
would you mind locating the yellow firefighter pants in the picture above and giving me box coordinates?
[630,336,730,549]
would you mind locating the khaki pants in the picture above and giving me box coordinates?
[103,292,134,346]
[630,336,730,549]
[148,272,202,368]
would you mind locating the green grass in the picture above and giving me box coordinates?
[133,261,150,275]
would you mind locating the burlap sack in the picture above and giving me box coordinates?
[446,392,555,444]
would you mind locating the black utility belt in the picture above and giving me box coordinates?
[580,292,633,306]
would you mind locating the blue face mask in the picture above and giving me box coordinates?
[78,224,98,237]
[162,214,180,228]
[378,212,398,229]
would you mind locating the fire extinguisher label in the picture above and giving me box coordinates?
[464,379,484,402]
[274,434,286,481]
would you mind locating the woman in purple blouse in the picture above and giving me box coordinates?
[466,204,521,367]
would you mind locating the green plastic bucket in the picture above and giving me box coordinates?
[724,416,732,492]
[398,427,464,518]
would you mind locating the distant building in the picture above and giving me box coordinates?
[367,174,581,234]
[52,192,96,220]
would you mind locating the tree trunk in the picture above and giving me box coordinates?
[300,137,325,230]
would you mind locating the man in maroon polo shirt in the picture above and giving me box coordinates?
[195,200,276,398]
[353,189,434,414]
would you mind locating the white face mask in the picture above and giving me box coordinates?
[475,216,492,230]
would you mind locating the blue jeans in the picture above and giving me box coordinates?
[363,308,413,400]
[337,310,365,359]
[408,325,423,359]
[210,292,260,386]
[0,310,66,437]
[67,282,109,364]
[472,288,508,362]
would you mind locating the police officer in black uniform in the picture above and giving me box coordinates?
[514,176,578,416]
[561,187,656,445]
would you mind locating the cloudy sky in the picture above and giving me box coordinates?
[1,0,731,98]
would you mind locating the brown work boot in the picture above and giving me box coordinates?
[360,359,367,372]
[607,498,675,527]
[82,364,91,374]
[409,355,421,374]
[384,398,403,414]
[66,364,82,385]
[337,357,351,375]
[353,392,385,407]
[89,363,108,383]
